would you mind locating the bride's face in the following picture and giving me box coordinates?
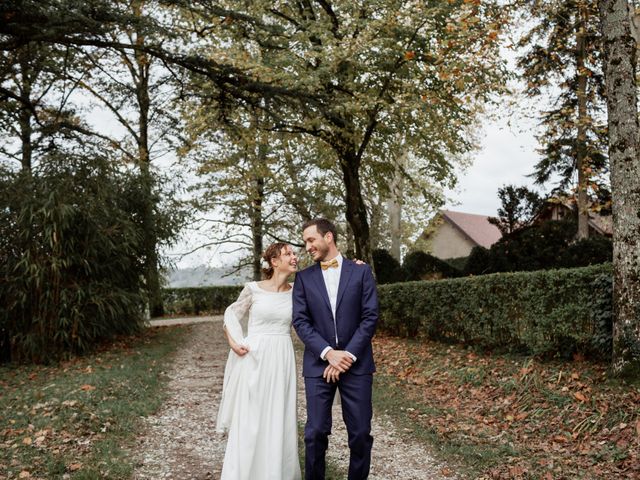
[274,245,298,274]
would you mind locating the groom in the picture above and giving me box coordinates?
[293,218,379,480]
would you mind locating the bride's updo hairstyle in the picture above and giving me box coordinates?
[261,242,289,279]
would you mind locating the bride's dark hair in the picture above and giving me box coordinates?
[261,242,289,279]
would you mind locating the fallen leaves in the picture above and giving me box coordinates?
[373,334,640,479]
[573,391,588,402]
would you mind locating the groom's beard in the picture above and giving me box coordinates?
[312,244,330,262]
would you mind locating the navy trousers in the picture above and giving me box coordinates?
[304,373,373,480]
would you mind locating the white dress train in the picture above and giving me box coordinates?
[216,282,301,480]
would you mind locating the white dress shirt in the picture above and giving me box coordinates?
[322,253,342,319]
[319,253,356,362]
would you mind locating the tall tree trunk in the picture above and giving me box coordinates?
[387,148,407,262]
[133,0,163,317]
[250,133,266,280]
[339,148,372,265]
[17,47,33,173]
[599,0,640,376]
[250,174,265,280]
[576,3,590,240]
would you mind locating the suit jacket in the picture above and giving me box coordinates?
[292,258,379,377]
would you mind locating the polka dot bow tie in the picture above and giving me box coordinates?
[320,258,339,270]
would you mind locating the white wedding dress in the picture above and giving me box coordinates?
[216,282,301,480]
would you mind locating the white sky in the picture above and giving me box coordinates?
[444,110,542,216]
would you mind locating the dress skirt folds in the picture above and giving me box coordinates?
[216,282,301,480]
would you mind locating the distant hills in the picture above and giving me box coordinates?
[164,265,253,288]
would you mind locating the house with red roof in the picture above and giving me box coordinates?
[420,210,503,260]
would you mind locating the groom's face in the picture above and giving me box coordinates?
[303,225,331,262]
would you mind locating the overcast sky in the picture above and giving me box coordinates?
[444,109,542,217]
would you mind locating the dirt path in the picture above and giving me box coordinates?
[132,318,457,479]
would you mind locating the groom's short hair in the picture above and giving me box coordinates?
[303,218,338,243]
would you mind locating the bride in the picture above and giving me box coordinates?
[216,242,302,480]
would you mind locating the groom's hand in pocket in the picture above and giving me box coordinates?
[326,350,353,372]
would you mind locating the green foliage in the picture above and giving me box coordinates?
[463,246,493,276]
[487,220,577,271]
[463,219,611,275]
[559,235,613,267]
[378,264,613,359]
[402,251,462,281]
[0,154,148,363]
[372,249,404,285]
[444,256,470,272]
[488,185,543,235]
[180,0,510,260]
[589,272,612,358]
[162,286,244,316]
[517,0,609,199]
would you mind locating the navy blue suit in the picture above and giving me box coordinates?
[293,258,379,480]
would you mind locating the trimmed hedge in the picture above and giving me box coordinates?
[162,286,243,316]
[162,264,613,359]
[378,263,612,359]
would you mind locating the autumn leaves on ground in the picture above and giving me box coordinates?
[373,336,640,479]
[0,328,187,480]
[1,326,639,479]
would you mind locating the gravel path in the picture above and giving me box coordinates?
[132,317,457,479]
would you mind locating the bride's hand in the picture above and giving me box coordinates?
[353,258,366,265]
[231,342,249,357]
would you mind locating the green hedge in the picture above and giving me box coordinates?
[162,286,244,316]
[378,263,613,359]
[162,264,613,359]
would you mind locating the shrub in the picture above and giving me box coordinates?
[463,246,492,276]
[445,256,469,272]
[162,286,244,316]
[402,251,461,281]
[462,220,612,275]
[378,263,612,359]
[560,236,613,268]
[0,154,148,363]
[372,249,404,284]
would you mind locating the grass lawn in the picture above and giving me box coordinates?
[373,335,640,479]
[0,326,189,480]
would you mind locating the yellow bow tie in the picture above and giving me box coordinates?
[320,258,339,270]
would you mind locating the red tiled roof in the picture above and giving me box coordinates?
[440,210,503,248]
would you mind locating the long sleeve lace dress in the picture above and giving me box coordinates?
[216,282,301,480]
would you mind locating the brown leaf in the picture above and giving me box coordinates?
[80,384,96,391]
[18,472,31,479]
[69,463,82,471]
[22,436,32,445]
[574,391,588,402]
[509,465,527,477]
